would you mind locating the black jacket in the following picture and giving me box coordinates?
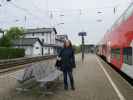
[59,47,76,71]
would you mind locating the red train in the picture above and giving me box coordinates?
[97,3,133,79]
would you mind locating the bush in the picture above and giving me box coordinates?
[0,47,25,59]
[0,36,11,47]
[73,45,81,54]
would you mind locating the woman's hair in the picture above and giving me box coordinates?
[64,40,72,48]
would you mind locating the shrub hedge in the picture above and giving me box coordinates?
[0,47,25,59]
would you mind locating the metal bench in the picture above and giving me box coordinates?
[13,61,62,92]
[37,70,62,83]
[32,62,62,88]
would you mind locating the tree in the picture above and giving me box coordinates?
[0,27,24,47]
[5,27,24,40]
[0,36,11,47]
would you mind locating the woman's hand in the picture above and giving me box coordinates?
[57,56,61,61]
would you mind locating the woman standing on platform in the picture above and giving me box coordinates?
[57,40,76,90]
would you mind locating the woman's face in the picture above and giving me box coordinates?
[65,40,70,48]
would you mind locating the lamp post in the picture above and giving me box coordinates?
[78,32,87,62]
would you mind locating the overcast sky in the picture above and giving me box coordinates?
[0,0,132,45]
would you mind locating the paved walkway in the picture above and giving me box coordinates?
[0,54,132,100]
[47,54,119,100]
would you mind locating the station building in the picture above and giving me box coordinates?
[83,44,96,53]
[12,28,68,57]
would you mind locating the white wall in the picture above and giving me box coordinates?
[56,40,64,47]
[25,46,33,56]
[50,47,54,54]
[43,47,55,55]
[51,31,56,44]
[32,41,42,56]
[25,32,51,44]
[25,33,44,42]
[43,47,48,55]
[24,30,57,55]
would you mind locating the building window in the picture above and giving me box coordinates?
[46,34,48,43]
[36,47,39,49]
[32,33,35,36]
[123,47,132,65]
[111,49,114,58]
[115,48,120,61]
[42,39,44,43]
[50,34,52,44]
[42,33,44,36]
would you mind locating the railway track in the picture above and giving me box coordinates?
[0,55,56,73]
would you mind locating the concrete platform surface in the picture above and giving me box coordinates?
[0,54,132,100]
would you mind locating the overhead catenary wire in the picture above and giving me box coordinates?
[8,2,46,24]
[0,0,126,29]
[2,0,121,19]
[10,1,120,15]
[0,0,128,17]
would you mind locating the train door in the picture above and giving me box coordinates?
[131,41,133,65]
[106,41,111,63]
[122,46,133,78]
[132,47,133,66]
[129,40,133,65]
[123,47,132,65]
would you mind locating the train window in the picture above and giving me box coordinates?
[111,48,121,61]
[124,5,133,21]
[123,47,132,65]
[111,49,115,58]
[115,49,120,61]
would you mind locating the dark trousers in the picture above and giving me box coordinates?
[63,70,74,89]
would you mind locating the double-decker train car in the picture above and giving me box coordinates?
[97,3,133,79]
